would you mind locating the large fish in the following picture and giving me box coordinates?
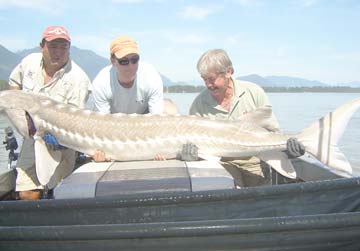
[0,90,358,185]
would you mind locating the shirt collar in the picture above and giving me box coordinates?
[41,58,71,78]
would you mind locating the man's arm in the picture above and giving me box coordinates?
[8,85,21,90]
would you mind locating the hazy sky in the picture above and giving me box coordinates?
[0,0,359,84]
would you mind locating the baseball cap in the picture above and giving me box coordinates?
[110,35,139,59]
[42,26,71,42]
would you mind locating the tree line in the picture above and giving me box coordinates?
[263,86,360,93]
[165,85,360,93]
[1,80,360,93]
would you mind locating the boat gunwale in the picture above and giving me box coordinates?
[1,177,359,211]
[1,211,360,241]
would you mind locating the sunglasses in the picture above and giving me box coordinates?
[116,55,140,66]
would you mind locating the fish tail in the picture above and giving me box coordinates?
[299,98,360,177]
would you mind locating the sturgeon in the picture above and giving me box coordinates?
[0,90,359,185]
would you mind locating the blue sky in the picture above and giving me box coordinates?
[0,0,359,84]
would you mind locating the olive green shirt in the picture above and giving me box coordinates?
[189,78,279,131]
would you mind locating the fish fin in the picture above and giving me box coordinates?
[34,137,62,186]
[258,151,297,179]
[234,106,279,132]
[235,122,272,137]
[237,106,272,122]
[299,98,360,177]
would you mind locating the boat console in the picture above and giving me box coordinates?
[54,160,235,199]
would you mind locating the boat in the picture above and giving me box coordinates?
[0,168,15,199]
[0,159,360,251]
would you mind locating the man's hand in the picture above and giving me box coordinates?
[91,150,111,162]
[43,133,66,151]
[154,153,166,161]
[154,143,199,161]
[286,138,305,158]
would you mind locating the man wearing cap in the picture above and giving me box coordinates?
[8,25,90,200]
[91,35,163,114]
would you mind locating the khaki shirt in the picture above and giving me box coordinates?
[9,53,90,190]
[9,53,90,108]
[189,78,279,131]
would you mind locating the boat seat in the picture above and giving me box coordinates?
[54,160,235,199]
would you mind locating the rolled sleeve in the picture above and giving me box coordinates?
[8,64,23,89]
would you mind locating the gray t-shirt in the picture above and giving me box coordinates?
[91,62,163,114]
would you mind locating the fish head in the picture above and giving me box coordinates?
[0,90,43,138]
[0,90,42,114]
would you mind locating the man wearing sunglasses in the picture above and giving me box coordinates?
[92,35,163,114]
[189,49,305,187]
[90,35,163,161]
[8,26,90,199]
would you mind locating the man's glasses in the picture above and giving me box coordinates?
[116,55,140,66]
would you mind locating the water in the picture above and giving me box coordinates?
[1,92,359,170]
[267,93,360,170]
[164,92,360,170]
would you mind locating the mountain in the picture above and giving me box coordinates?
[160,74,174,87]
[265,76,328,87]
[16,47,38,58]
[347,81,360,87]
[236,74,330,88]
[71,47,110,80]
[16,46,110,80]
[0,44,358,87]
[334,81,360,88]
[1,45,173,84]
[237,74,274,87]
[0,45,21,80]
[168,79,203,86]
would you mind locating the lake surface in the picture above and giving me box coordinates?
[165,92,360,170]
[1,92,359,172]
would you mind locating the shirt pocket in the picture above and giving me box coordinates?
[22,71,36,90]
